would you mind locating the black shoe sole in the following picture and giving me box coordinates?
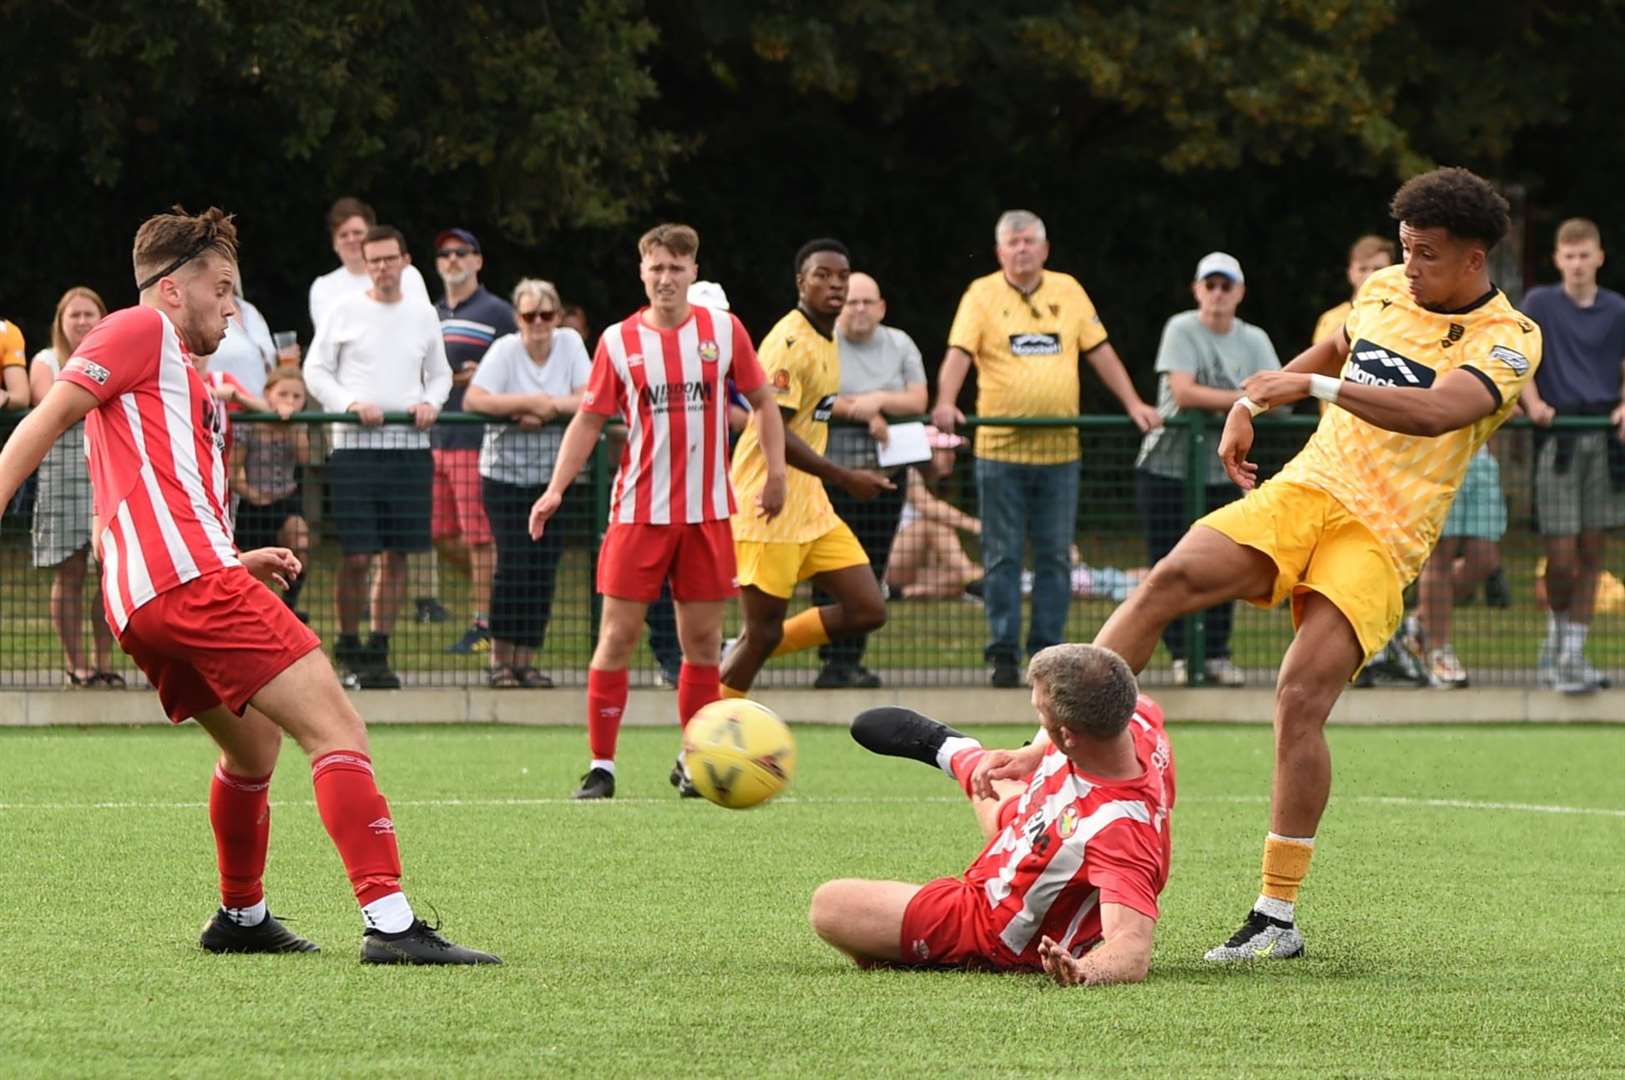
[850,707,963,767]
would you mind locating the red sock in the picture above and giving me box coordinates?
[310,750,402,907]
[587,667,630,761]
[949,747,987,799]
[677,662,721,729]
[209,764,272,909]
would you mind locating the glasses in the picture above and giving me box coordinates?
[1201,277,1236,292]
[365,254,403,268]
[437,247,474,259]
[518,309,559,325]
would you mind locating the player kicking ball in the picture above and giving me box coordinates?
[529,224,787,799]
[810,645,1172,986]
[0,207,498,964]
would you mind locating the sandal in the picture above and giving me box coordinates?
[512,666,554,689]
[90,671,127,688]
[65,669,94,688]
[488,665,522,689]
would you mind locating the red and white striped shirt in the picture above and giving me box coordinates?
[962,696,1175,967]
[583,305,765,525]
[56,306,239,632]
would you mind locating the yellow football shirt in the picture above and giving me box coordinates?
[0,320,25,371]
[1276,264,1542,582]
[946,270,1108,464]
[1312,301,1351,345]
[731,307,842,543]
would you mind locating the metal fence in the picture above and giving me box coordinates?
[2,409,1620,692]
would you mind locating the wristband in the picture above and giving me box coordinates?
[1235,396,1267,418]
[1308,374,1342,404]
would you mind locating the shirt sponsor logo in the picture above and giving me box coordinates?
[698,339,719,364]
[812,393,837,422]
[1009,332,1061,356]
[1346,339,1436,389]
[639,380,715,410]
[1489,344,1529,375]
[66,357,111,385]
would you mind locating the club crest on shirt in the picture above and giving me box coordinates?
[1489,345,1529,375]
[772,368,791,391]
[1346,339,1436,389]
[1440,322,1465,349]
[698,340,719,364]
[1009,332,1061,356]
[1056,805,1080,840]
[65,356,111,385]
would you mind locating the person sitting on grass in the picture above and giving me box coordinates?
[809,643,1172,986]
[884,468,985,601]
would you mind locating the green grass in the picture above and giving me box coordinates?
[2,720,1622,1077]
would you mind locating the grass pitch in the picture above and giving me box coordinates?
[1,720,1622,1078]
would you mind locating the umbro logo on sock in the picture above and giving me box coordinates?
[367,817,396,834]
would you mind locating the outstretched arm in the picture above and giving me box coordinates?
[1038,903,1156,987]
[1243,367,1500,438]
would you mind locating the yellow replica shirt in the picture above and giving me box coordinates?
[1276,264,1542,582]
[946,271,1108,464]
[1312,301,1351,345]
[730,307,841,543]
[0,320,25,371]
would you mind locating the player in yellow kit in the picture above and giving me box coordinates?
[721,239,894,700]
[968,167,1541,962]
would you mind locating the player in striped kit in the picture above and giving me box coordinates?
[0,206,498,964]
[528,224,787,799]
[810,644,1171,985]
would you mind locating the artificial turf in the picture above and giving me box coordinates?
[1,721,1622,1078]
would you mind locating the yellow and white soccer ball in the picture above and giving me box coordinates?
[682,699,797,809]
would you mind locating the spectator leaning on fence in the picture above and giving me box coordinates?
[464,278,591,689]
[932,209,1161,689]
[28,286,118,686]
[1517,217,1625,693]
[812,271,929,689]
[305,224,452,690]
[1134,252,1280,687]
[307,196,429,332]
[1,315,28,410]
[431,227,516,657]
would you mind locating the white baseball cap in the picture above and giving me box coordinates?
[1194,251,1244,284]
[688,281,730,310]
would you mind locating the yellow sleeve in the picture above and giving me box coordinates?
[758,332,808,413]
[0,322,25,368]
[1312,305,1347,345]
[946,288,983,356]
[1073,286,1108,353]
[1463,326,1542,410]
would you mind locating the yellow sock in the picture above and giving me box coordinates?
[1260,833,1315,904]
[769,608,831,658]
[719,684,748,700]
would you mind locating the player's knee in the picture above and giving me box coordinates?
[747,618,784,655]
[808,881,852,943]
[853,595,887,634]
[1274,679,1334,733]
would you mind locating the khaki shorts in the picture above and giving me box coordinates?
[1535,432,1625,536]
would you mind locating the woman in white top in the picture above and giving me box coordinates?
[28,286,120,687]
[464,278,592,688]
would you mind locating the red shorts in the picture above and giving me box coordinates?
[431,449,493,545]
[898,797,1027,971]
[596,520,737,603]
[118,567,323,724]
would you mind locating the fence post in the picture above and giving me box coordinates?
[589,432,609,641]
[1182,414,1209,685]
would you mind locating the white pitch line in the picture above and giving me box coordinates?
[0,793,1622,818]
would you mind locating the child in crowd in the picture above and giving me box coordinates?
[230,365,313,617]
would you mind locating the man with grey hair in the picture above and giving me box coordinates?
[809,643,1174,986]
[934,211,1161,689]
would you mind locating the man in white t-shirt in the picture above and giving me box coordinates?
[305,225,451,689]
[308,196,429,333]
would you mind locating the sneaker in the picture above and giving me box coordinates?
[1355,637,1428,688]
[200,909,319,954]
[669,758,703,798]
[1399,613,1425,658]
[1554,654,1605,695]
[334,637,366,676]
[1536,636,1558,688]
[1428,645,1469,689]
[356,664,402,690]
[360,919,502,965]
[656,665,680,690]
[850,706,965,768]
[1170,658,1189,687]
[1202,909,1305,962]
[962,577,985,600]
[1204,657,1246,687]
[814,663,882,689]
[414,597,450,624]
[1483,567,1512,608]
[446,623,492,655]
[990,656,1021,688]
[572,767,615,800]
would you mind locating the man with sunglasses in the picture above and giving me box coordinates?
[431,228,516,656]
[1134,252,1279,687]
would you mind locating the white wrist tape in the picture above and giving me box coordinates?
[1308,374,1342,404]
[1235,396,1267,418]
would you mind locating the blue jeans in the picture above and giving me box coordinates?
[976,458,1079,663]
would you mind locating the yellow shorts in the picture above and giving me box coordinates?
[1195,480,1404,664]
[734,521,869,600]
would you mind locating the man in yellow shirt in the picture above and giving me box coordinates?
[721,238,894,701]
[967,167,1540,963]
[932,210,1160,688]
[1,319,30,411]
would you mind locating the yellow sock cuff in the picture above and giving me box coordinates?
[1260,834,1315,903]
[719,684,748,700]
[770,608,831,658]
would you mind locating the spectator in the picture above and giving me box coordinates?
[305,224,452,689]
[27,287,117,685]
[232,366,314,618]
[208,283,276,398]
[431,227,516,656]
[1,316,28,410]
[1519,217,1625,693]
[464,279,591,688]
[932,209,1160,688]
[885,469,984,600]
[1134,252,1280,686]
[813,271,928,687]
[307,196,429,332]
[560,303,590,339]
[1312,235,1395,346]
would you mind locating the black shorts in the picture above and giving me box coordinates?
[234,492,304,552]
[328,449,433,555]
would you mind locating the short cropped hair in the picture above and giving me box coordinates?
[132,206,239,288]
[794,237,850,276]
[639,223,700,259]
[511,277,561,313]
[362,225,407,255]
[1389,167,1510,250]
[327,196,376,235]
[1556,218,1602,249]
[1349,234,1395,264]
[995,209,1047,244]
[1027,644,1139,740]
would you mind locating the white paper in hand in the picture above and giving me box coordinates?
[875,422,933,467]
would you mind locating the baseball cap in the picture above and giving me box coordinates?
[434,228,481,254]
[1194,251,1243,283]
[688,281,730,310]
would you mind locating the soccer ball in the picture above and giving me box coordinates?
[682,699,797,809]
